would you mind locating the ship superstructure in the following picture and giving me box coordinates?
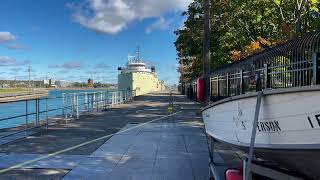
[118,49,165,96]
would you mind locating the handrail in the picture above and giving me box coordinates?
[0,90,136,140]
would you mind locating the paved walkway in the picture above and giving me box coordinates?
[0,91,207,180]
[64,122,208,180]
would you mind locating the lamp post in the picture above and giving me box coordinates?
[203,0,211,105]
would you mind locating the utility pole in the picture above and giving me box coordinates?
[203,0,211,105]
[180,57,184,86]
[179,50,185,94]
[28,65,31,91]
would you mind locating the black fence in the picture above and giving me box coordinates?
[180,31,320,102]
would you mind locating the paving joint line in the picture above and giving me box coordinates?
[0,111,182,174]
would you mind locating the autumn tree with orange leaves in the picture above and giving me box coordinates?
[175,0,320,81]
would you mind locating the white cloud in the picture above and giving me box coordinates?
[49,61,85,70]
[0,56,29,66]
[0,32,16,43]
[68,0,192,34]
[146,17,171,34]
[4,43,28,50]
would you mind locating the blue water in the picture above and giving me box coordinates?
[0,89,113,129]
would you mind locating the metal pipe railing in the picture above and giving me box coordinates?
[180,31,320,102]
[0,90,136,140]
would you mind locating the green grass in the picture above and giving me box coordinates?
[0,88,29,94]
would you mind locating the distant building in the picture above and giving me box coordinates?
[44,79,57,88]
[43,79,50,85]
[88,78,93,86]
[55,80,71,88]
[0,80,44,88]
[49,79,56,86]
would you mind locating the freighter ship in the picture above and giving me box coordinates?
[117,49,165,96]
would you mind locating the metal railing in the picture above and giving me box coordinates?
[0,90,136,140]
[180,31,320,102]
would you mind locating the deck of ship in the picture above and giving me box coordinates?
[0,91,210,180]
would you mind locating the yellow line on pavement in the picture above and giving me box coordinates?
[0,111,182,174]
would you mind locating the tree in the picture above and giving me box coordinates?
[175,0,320,80]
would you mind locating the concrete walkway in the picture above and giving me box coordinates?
[64,122,208,180]
[0,91,207,180]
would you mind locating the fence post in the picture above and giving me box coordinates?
[36,99,39,127]
[89,93,94,111]
[117,92,119,104]
[93,92,96,111]
[264,64,271,88]
[76,94,79,119]
[46,98,48,130]
[84,92,88,110]
[62,93,65,116]
[226,73,230,96]
[216,75,220,100]
[313,52,320,85]
[100,92,103,110]
[96,92,99,111]
[240,69,244,94]
[121,91,124,103]
[65,95,68,120]
[25,100,28,137]
[73,93,76,118]
[107,92,109,105]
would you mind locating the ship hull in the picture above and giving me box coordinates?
[202,86,320,179]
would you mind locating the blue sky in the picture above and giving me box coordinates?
[0,0,191,85]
